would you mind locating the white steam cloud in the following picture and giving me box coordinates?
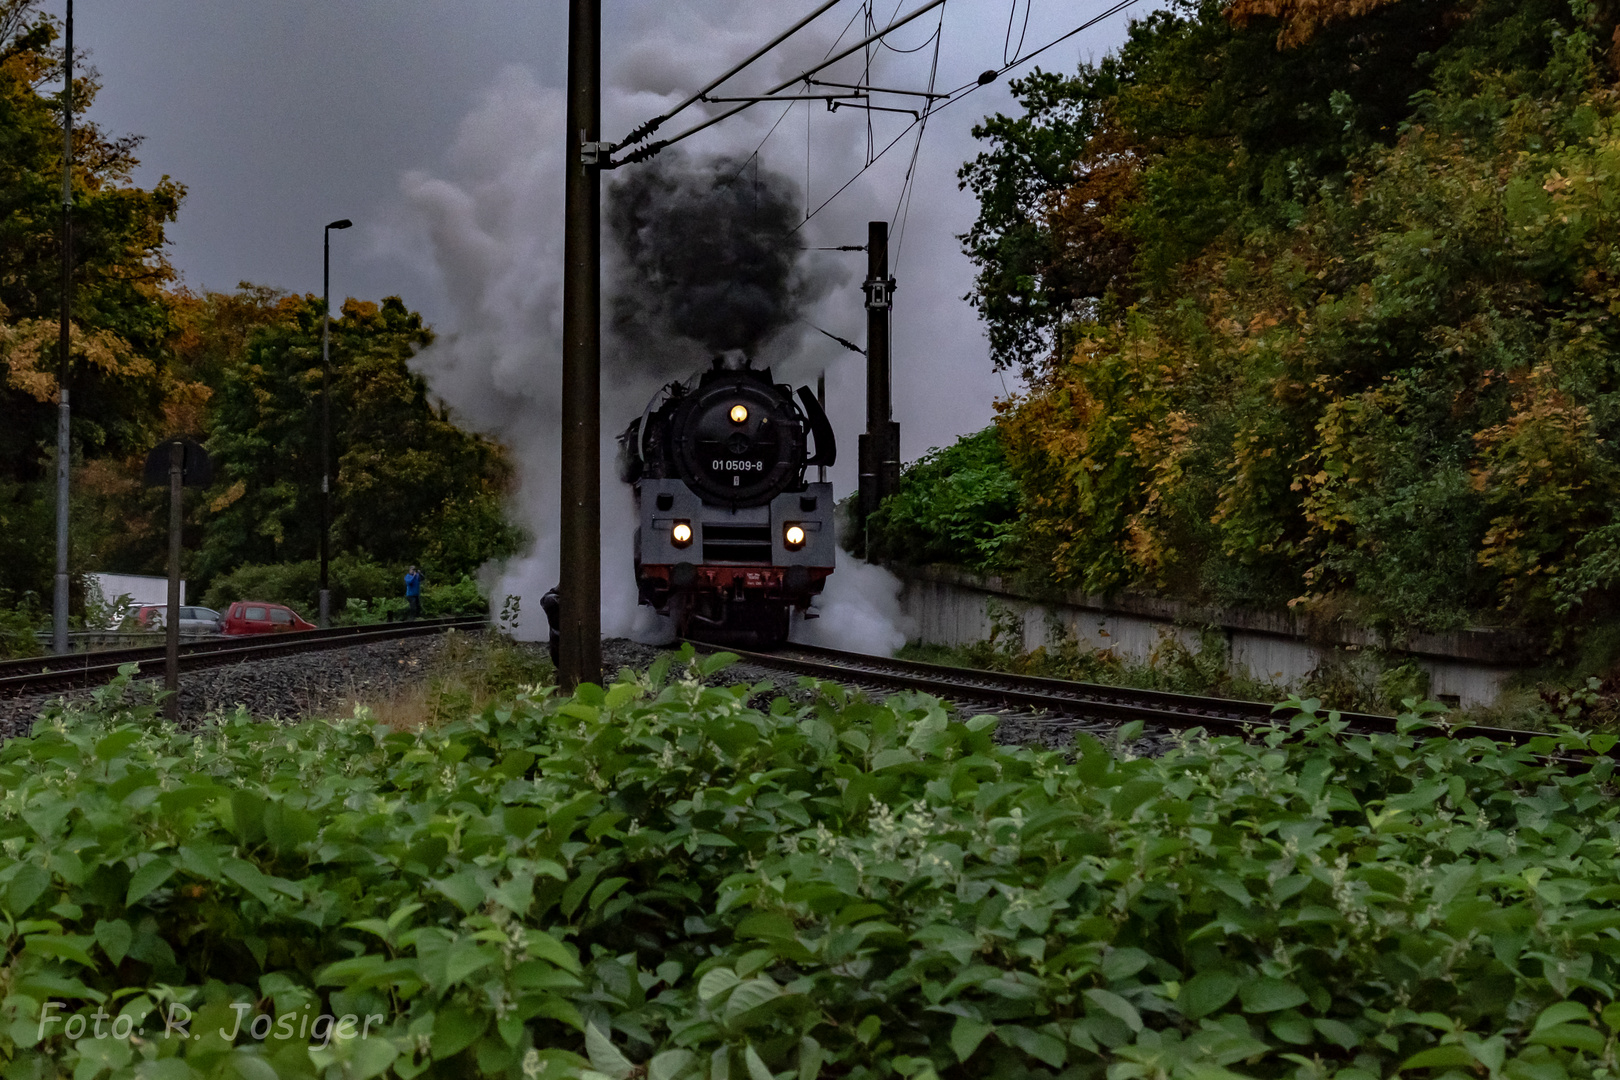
[793,558,915,655]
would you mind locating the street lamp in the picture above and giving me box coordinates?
[320,217,352,628]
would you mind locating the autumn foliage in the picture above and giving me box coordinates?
[949,0,1620,637]
[1226,0,1408,48]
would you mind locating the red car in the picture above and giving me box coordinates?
[220,601,317,636]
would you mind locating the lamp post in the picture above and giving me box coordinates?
[320,218,352,628]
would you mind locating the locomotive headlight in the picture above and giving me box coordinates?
[784,524,806,549]
[729,404,749,423]
[671,521,693,547]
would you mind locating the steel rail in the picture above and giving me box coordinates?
[0,618,487,696]
[701,640,1548,746]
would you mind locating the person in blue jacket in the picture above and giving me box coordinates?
[404,565,423,620]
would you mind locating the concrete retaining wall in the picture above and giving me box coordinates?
[896,567,1536,708]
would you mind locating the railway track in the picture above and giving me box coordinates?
[710,640,1546,746]
[0,625,1559,754]
[0,617,488,697]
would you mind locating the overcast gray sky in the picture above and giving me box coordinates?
[69,0,1144,467]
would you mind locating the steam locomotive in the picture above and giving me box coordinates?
[617,351,837,646]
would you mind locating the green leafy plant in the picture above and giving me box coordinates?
[342,575,488,624]
[202,555,396,615]
[202,560,486,624]
[864,427,1021,572]
[4,654,1620,1079]
[0,603,39,659]
[422,575,485,617]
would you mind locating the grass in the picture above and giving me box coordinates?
[900,628,1290,699]
[338,629,553,730]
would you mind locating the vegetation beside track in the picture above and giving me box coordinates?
[341,629,554,730]
[4,651,1620,1079]
[898,612,1471,723]
[199,560,491,626]
[892,0,1620,675]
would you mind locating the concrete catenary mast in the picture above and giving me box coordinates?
[559,0,603,689]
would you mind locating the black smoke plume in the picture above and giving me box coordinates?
[608,152,817,356]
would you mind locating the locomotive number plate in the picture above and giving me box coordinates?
[713,459,764,471]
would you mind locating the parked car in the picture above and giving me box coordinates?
[130,605,224,635]
[220,601,316,636]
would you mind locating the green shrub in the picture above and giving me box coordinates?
[424,574,485,617]
[4,656,1620,1078]
[0,604,39,659]
[864,427,1020,571]
[342,594,409,624]
[341,575,488,624]
[202,556,397,615]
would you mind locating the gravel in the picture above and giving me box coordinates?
[0,635,454,736]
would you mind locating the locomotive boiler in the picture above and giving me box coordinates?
[617,350,837,646]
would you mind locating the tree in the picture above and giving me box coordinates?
[0,0,191,612]
[0,0,186,480]
[961,0,1473,380]
[199,293,522,590]
[959,68,1115,379]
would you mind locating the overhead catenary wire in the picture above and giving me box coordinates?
[612,0,846,151]
[723,98,803,188]
[613,0,952,165]
[763,0,950,95]
[865,1,875,165]
[620,0,1143,248]
[891,1,946,268]
[823,0,867,59]
[803,3,870,217]
[794,112,926,229]
[879,21,942,52]
[950,0,1138,95]
[793,0,1144,227]
[1004,0,1032,66]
